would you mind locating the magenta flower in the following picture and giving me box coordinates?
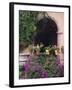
[56,56,60,65]
[31,63,43,73]
[41,70,48,78]
[23,63,30,73]
[58,63,64,71]
[27,55,33,63]
[56,63,64,77]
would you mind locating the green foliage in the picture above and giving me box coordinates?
[29,71,40,78]
[38,55,47,64]
[19,11,38,44]
[44,61,58,77]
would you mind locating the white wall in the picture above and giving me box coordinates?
[0,0,72,89]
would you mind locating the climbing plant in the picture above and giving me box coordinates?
[19,11,39,45]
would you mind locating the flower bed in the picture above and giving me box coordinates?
[19,54,64,79]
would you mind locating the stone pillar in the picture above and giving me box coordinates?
[57,32,64,48]
[57,31,64,63]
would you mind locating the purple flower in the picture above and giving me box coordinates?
[23,63,30,73]
[56,56,60,65]
[27,55,32,63]
[58,63,64,71]
[56,63,64,77]
[41,70,48,78]
[31,64,43,72]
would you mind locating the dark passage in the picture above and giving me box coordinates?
[34,17,58,47]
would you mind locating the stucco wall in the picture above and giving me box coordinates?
[47,12,64,48]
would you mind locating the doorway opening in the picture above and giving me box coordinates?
[34,16,58,52]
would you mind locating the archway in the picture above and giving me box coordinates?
[34,16,58,48]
